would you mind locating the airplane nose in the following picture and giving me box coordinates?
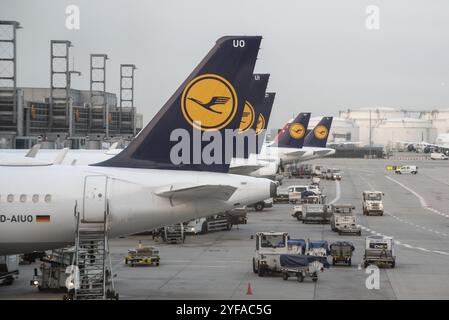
[270,181,277,198]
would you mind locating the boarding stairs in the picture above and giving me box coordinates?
[72,201,118,300]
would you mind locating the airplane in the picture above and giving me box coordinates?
[400,139,449,155]
[0,74,280,180]
[0,36,276,255]
[257,116,335,165]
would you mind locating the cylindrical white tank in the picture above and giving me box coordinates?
[373,118,436,147]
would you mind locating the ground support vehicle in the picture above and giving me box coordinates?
[0,255,19,286]
[292,195,326,221]
[330,204,361,235]
[227,207,248,225]
[125,244,160,267]
[362,191,384,216]
[274,188,289,203]
[30,247,76,291]
[330,241,355,266]
[184,214,233,235]
[162,223,185,243]
[250,198,273,211]
[302,204,331,224]
[252,232,290,277]
[363,236,396,268]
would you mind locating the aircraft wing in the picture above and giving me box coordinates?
[229,165,264,175]
[154,184,237,201]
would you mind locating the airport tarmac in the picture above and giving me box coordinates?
[1,156,449,300]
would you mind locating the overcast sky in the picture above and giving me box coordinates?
[1,0,449,129]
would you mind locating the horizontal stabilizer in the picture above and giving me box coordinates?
[313,149,332,156]
[154,184,237,201]
[229,164,264,176]
[285,150,308,157]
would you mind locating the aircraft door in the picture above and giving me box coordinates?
[83,175,108,222]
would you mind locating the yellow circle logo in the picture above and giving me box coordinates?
[314,125,328,140]
[289,123,305,139]
[239,101,255,132]
[256,114,265,135]
[181,74,237,131]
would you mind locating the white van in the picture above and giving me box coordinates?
[288,185,309,203]
[430,153,448,160]
[394,165,418,175]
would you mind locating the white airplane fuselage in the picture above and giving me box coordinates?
[0,165,272,255]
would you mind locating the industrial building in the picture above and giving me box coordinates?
[0,20,143,149]
[338,108,449,148]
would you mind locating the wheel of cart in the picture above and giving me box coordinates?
[311,272,318,282]
[282,271,289,281]
[296,272,304,283]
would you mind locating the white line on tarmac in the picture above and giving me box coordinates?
[329,180,341,204]
[385,176,449,219]
[349,176,449,257]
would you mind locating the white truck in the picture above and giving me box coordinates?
[362,191,384,216]
[330,204,361,235]
[363,236,396,268]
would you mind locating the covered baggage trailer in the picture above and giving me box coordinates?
[330,241,355,266]
[363,236,396,268]
[280,254,330,282]
[287,239,307,255]
[306,240,330,258]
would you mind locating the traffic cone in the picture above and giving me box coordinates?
[246,282,253,295]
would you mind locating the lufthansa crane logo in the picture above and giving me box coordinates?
[181,74,237,131]
[255,114,265,135]
[289,123,305,139]
[239,101,255,132]
[314,125,328,140]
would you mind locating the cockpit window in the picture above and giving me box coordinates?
[7,194,14,203]
[20,194,27,203]
[32,194,39,203]
[44,194,52,203]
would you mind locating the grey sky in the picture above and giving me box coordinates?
[1,0,449,129]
